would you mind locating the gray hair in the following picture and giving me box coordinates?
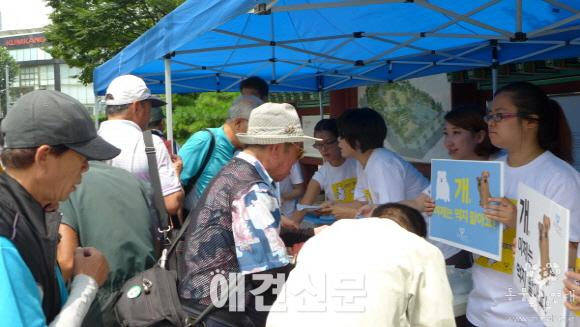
[106,104,130,116]
[227,95,263,120]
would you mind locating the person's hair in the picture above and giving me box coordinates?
[337,108,386,152]
[372,203,427,237]
[240,76,269,99]
[228,95,263,120]
[105,104,130,116]
[148,119,163,130]
[1,145,69,169]
[314,118,338,138]
[444,105,499,157]
[495,81,573,163]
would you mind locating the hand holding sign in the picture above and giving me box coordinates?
[485,197,517,228]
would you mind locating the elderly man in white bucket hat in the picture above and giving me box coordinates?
[178,103,324,326]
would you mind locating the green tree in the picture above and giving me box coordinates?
[0,47,19,116]
[172,92,238,144]
[44,0,184,84]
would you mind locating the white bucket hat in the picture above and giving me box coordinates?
[236,102,321,145]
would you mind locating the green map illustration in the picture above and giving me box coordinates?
[365,81,446,159]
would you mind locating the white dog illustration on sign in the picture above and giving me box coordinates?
[435,170,451,203]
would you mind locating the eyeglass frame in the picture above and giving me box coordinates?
[483,112,539,123]
[312,138,338,150]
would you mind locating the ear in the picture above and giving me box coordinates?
[522,116,539,131]
[475,130,486,144]
[34,145,53,169]
[232,118,245,131]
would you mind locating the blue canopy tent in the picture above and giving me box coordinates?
[94,0,580,141]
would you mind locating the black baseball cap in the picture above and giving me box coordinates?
[1,90,120,161]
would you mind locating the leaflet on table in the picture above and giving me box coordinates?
[513,183,569,327]
[429,159,504,261]
[297,204,322,212]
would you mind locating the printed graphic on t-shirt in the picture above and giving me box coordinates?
[363,189,373,204]
[475,227,516,274]
[331,177,357,203]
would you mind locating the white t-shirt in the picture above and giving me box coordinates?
[354,148,428,204]
[312,158,358,203]
[98,120,182,196]
[278,162,304,217]
[266,218,455,327]
[467,151,580,326]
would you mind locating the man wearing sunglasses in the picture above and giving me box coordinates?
[179,103,323,326]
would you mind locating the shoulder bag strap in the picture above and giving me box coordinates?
[184,129,216,196]
[143,130,171,245]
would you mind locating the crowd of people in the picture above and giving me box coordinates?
[0,73,580,327]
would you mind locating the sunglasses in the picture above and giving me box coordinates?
[312,138,338,150]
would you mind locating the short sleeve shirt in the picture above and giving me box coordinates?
[98,120,182,196]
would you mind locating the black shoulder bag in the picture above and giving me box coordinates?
[114,131,199,326]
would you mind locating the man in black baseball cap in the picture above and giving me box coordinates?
[0,90,118,325]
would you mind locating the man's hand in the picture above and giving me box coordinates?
[281,216,300,230]
[73,247,109,286]
[171,154,183,176]
[356,204,377,218]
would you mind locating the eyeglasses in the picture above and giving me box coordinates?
[483,112,519,123]
[312,138,338,150]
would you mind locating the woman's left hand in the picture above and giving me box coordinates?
[564,271,580,312]
[330,205,358,219]
[485,197,517,228]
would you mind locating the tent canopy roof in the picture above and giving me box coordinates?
[94,0,580,95]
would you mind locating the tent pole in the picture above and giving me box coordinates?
[319,91,323,119]
[492,68,497,97]
[516,0,522,33]
[164,57,174,151]
[491,40,498,98]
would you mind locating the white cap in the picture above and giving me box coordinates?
[105,74,165,106]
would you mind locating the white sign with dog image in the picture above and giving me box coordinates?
[429,159,504,260]
[513,183,569,327]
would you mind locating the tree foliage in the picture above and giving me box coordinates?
[0,47,20,116]
[172,92,238,144]
[44,0,184,84]
[44,0,237,140]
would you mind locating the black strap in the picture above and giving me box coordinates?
[143,130,171,244]
[184,129,216,196]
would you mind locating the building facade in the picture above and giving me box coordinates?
[0,28,95,113]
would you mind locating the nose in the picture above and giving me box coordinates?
[443,137,453,148]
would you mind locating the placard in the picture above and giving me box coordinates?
[429,159,504,260]
[514,183,570,327]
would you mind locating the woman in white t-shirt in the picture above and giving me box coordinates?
[405,105,501,269]
[278,162,305,217]
[321,108,428,218]
[466,82,580,326]
[291,119,357,224]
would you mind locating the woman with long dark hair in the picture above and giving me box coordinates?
[466,81,580,326]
